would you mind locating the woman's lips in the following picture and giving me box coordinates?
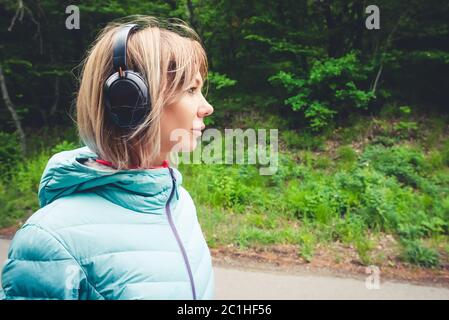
[191,124,205,136]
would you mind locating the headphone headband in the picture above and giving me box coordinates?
[112,24,139,74]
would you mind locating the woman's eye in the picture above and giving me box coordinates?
[187,87,197,94]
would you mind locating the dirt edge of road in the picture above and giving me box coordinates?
[210,244,449,289]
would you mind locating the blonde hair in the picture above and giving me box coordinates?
[75,15,208,169]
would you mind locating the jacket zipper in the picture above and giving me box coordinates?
[166,167,197,300]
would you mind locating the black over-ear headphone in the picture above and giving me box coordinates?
[103,24,151,130]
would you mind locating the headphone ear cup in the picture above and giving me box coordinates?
[103,71,151,129]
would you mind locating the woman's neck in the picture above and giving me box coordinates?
[149,153,169,168]
[93,152,170,170]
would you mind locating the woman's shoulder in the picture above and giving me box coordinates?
[22,193,152,247]
[175,186,197,214]
[177,185,194,204]
[26,193,114,228]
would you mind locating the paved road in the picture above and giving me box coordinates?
[1,239,448,299]
[213,265,449,299]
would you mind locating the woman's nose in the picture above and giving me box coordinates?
[199,99,214,117]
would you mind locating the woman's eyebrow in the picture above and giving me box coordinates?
[195,78,204,88]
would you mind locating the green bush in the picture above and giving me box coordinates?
[269,51,375,130]
[426,150,445,170]
[281,130,303,150]
[371,135,398,147]
[51,140,79,154]
[0,140,81,227]
[297,228,316,263]
[394,121,418,139]
[442,139,449,166]
[400,239,440,268]
[355,237,374,266]
[336,145,358,169]
[12,141,78,194]
[207,71,237,90]
[0,183,37,228]
[360,145,428,190]
[281,130,325,151]
[334,215,366,244]
[0,132,22,184]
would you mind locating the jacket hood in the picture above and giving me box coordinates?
[38,146,182,215]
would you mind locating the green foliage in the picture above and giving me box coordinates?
[13,141,77,194]
[50,140,79,154]
[0,0,448,133]
[355,237,375,266]
[390,106,418,139]
[400,239,440,268]
[245,212,278,230]
[0,140,81,227]
[297,227,316,263]
[360,145,428,190]
[399,106,411,115]
[269,52,375,130]
[13,151,49,193]
[0,132,22,184]
[419,117,448,149]
[336,145,358,168]
[0,183,37,228]
[281,130,325,151]
[207,71,237,90]
[442,140,449,167]
[394,121,418,139]
[334,215,366,244]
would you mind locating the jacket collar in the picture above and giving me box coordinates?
[38,147,182,215]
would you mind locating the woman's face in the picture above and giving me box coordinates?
[160,71,214,154]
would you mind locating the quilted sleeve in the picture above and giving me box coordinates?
[1,224,102,300]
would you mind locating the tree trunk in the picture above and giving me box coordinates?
[50,77,60,117]
[323,2,337,57]
[0,65,27,154]
[185,0,198,31]
[352,0,364,52]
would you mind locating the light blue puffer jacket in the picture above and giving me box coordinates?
[0,146,214,300]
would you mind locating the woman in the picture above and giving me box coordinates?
[0,16,214,300]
